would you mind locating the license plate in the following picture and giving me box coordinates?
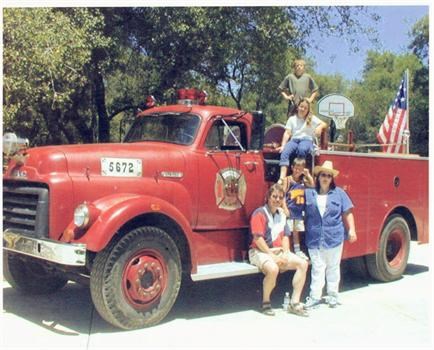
[101,158,142,177]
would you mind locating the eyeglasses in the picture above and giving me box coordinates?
[271,194,284,200]
[320,173,333,179]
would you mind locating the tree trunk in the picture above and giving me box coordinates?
[92,51,110,143]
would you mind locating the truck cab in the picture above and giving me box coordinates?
[3,90,272,329]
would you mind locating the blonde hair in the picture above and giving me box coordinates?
[292,59,306,69]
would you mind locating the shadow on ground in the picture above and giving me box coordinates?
[3,261,428,334]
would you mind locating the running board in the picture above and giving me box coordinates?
[191,262,260,281]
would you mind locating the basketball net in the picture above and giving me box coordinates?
[331,115,349,130]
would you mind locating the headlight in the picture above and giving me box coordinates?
[74,204,90,228]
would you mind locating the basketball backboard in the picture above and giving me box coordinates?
[318,94,354,118]
[318,94,354,130]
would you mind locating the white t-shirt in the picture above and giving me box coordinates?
[317,194,328,217]
[285,114,322,140]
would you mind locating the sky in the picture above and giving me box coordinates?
[306,6,429,81]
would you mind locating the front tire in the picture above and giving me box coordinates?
[3,252,68,294]
[90,226,181,330]
[366,215,410,282]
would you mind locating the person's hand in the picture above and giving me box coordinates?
[276,144,285,153]
[285,94,294,101]
[303,168,311,177]
[274,256,286,268]
[348,229,357,243]
[270,250,285,267]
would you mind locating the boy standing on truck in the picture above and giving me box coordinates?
[278,59,319,116]
[281,157,314,261]
[249,184,309,317]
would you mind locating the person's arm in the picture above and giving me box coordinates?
[253,235,273,254]
[313,119,327,138]
[307,76,319,103]
[253,236,285,265]
[282,235,291,253]
[306,90,318,104]
[302,169,315,187]
[281,91,294,101]
[278,129,292,153]
[343,210,357,243]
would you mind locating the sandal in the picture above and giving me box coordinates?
[288,302,309,317]
[261,302,275,316]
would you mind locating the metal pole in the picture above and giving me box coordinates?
[406,69,410,154]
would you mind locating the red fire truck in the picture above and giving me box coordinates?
[3,89,428,329]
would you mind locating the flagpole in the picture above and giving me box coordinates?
[405,69,410,154]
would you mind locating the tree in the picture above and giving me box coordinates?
[124,7,377,109]
[347,51,424,154]
[4,6,380,144]
[3,8,110,145]
[408,15,429,156]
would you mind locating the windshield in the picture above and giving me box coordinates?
[124,113,200,145]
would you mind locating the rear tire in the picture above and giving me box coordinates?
[90,226,181,330]
[366,215,410,282]
[3,252,68,294]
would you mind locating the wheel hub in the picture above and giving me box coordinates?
[386,229,405,268]
[123,251,167,307]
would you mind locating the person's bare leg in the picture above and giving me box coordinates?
[291,258,308,303]
[262,261,279,303]
[281,253,308,303]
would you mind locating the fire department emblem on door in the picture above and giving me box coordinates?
[215,168,247,210]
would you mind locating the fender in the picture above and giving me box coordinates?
[68,193,197,265]
[370,203,418,253]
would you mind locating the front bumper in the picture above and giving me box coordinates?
[3,230,86,266]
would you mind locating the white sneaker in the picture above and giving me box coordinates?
[304,297,321,310]
[326,294,339,308]
[295,250,309,261]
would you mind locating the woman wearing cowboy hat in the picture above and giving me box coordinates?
[303,160,357,309]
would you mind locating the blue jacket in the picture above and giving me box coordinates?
[304,187,354,249]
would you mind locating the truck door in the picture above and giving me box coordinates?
[195,117,266,230]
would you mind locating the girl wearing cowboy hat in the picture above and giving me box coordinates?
[303,160,357,309]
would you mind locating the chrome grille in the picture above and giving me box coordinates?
[3,181,49,238]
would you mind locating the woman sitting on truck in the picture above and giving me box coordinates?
[277,99,327,183]
[249,184,309,317]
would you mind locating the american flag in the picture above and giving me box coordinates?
[377,72,409,153]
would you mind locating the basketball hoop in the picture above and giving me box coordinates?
[318,94,354,131]
[331,115,350,130]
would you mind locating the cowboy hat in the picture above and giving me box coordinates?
[313,160,339,177]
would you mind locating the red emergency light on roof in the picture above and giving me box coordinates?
[145,95,156,108]
[177,88,208,105]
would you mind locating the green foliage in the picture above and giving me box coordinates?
[407,15,429,156]
[5,5,426,156]
[409,15,428,62]
[3,8,110,144]
[347,51,426,154]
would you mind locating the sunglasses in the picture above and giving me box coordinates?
[319,173,333,179]
[271,194,284,200]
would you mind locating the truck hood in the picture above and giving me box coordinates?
[5,142,186,180]
[61,142,186,179]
